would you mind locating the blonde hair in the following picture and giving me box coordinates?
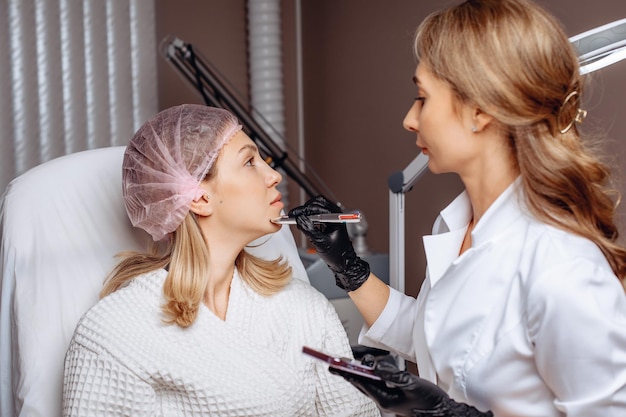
[101,157,292,327]
[414,0,626,283]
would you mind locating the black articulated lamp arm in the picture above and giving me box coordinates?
[160,36,329,201]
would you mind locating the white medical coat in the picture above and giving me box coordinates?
[360,179,626,417]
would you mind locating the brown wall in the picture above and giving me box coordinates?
[156,0,626,297]
[156,0,248,109]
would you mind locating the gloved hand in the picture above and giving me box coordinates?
[288,195,370,292]
[330,355,494,417]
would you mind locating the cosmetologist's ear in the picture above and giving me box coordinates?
[472,108,494,133]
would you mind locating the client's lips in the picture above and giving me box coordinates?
[271,193,283,205]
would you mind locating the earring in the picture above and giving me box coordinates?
[471,126,477,133]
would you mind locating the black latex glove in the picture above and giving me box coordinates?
[330,355,494,417]
[288,195,370,292]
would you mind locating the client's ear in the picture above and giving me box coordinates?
[190,193,213,217]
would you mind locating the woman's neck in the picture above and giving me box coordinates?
[461,146,519,224]
[458,175,514,256]
[459,151,518,257]
[203,259,235,321]
[465,174,516,223]
[200,225,247,321]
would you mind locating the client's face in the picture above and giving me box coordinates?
[208,130,284,240]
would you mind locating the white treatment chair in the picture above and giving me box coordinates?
[0,146,308,417]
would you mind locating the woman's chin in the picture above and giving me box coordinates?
[256,221,282,238]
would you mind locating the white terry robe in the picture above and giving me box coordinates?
[63,269,380,417]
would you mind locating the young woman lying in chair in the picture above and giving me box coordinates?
[62,104,380,417]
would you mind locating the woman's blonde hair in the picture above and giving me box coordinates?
[414,0,626,283]
[101,155,292,327]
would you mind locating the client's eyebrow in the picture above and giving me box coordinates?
[238,143,258,154]
[412,75,420,86]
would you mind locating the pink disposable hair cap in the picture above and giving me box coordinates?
[122,104,242,241]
